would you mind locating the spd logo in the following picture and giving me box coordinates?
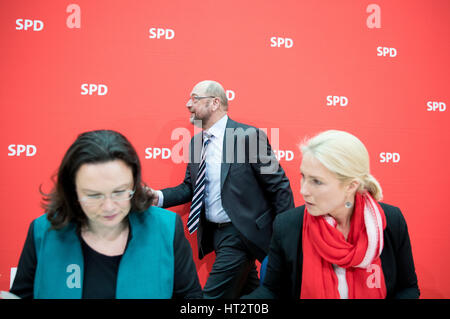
[149,27,175,39]
[379,152,400,163]
[270,37,293,48]
[7,144,37,157]
[81,84,108,96]
[377,47,397,57]
[326,96,348,107]
[16,19,44,31]
[426,101,446,112]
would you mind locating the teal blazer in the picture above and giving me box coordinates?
[33,206,176,299]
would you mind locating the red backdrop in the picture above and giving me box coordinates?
[1,0,449,298]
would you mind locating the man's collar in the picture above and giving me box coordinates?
[205,114,228,138]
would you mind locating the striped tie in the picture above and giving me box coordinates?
[187,132,211,234]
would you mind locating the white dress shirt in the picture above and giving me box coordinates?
[157,115,231,223]
[203,115,231,223]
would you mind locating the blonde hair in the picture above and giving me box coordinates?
[300,130,383,200]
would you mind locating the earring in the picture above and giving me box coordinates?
[345,201,352,208]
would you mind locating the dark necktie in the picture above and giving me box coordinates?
[187,132,211,234]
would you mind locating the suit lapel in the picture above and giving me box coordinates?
[220,117,236,190]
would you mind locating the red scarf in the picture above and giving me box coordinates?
[301,192,387,299]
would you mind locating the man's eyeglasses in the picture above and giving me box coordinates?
[189,95,216,103]
[79,189,135,206]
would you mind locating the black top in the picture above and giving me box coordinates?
[243,203,420,299]
[80,237,122,299]
[10,214,203,299]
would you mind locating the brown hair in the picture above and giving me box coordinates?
[41,130,155,230]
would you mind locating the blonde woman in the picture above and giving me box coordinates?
[244,130,419,299]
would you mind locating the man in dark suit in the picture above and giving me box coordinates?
[151,80,294,298]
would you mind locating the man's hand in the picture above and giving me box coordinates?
[145,186,160,206]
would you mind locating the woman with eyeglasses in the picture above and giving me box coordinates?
[10,130,202,299]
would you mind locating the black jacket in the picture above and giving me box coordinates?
[243,203,420,299]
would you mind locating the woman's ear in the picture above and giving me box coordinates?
[346,179,361,194]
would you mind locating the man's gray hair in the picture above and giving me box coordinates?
[204,80,228,110]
